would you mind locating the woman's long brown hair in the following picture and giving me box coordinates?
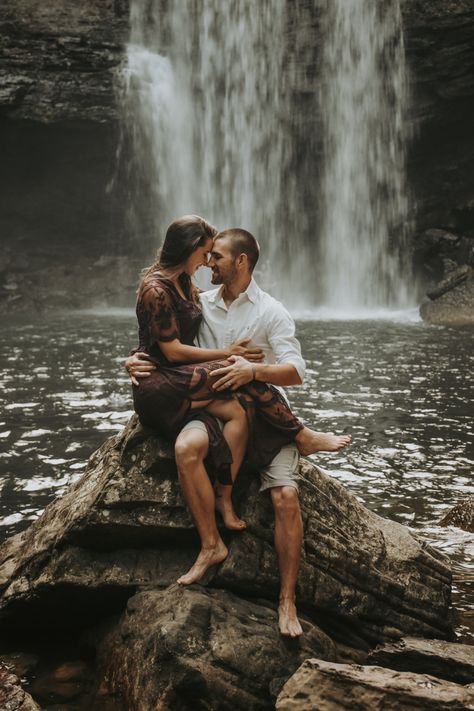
[140,215,217,301]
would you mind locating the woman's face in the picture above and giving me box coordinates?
[183,237,214,275]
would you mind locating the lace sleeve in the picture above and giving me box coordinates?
[142,286,181,344]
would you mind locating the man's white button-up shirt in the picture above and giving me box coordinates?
[197,278,306,382]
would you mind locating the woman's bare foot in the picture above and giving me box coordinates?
[295,427,352,456]
[215,493,247,531]
[278,598,303,637]
[177,540,228,585]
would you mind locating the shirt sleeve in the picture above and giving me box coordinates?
[266,304,306,382]
[142,286,180,344]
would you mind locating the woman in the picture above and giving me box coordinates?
[132,215,348,534]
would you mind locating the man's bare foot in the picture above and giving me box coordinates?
[278,598,303,637]
[215,494,247,531]
[295,427,352,456]
[177,540,228,585]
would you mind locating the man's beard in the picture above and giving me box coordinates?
[210,271,223,284]
[211,265,237,285]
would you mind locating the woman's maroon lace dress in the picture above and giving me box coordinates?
[132,274,303,484]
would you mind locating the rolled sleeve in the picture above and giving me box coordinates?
[266,306,306,382]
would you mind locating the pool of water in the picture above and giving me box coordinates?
[0,311,473,639]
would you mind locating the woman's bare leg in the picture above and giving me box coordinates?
[190,397,249,530]
[208,399,249,530]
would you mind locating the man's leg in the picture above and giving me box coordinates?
[261,444,303,637]
[175,425,227,585]
[271,485,303,637]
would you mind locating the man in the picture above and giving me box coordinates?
[126,228,350,637]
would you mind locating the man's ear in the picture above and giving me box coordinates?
[237,253,248,269]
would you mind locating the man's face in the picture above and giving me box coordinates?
[209,237,238,285]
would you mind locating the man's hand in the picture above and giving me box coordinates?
[209,356,254,391]
[125,352,156,386]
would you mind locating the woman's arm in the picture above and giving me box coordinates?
[159,337,263,364]
[142,286,263,365]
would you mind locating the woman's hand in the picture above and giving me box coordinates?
[228,338,264,362]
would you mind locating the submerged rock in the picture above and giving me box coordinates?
[440,496,474,533]
[368,637,474,685]
[276,658,474,711]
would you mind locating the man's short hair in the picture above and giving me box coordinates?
[215,228,260,272]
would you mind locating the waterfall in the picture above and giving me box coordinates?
[121,0,413,309]
[319,0,413,310]
[122,0,297,294]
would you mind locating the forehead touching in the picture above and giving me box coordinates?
[198,236,214,252]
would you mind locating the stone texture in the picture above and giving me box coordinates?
[96,584,336,711]
[401,1,474,230]
[276,658,474,711]
[0,250,143,314]
[0,0,128,122]
[0,415,452,649]
[420,273,474,326]
[0,662,41,711]
[440,496,474,533]
[368,637,474,685]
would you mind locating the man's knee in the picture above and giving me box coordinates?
[271,486,300,514]
[174,429,209,470]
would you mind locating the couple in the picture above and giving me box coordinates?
[126,215,351,637]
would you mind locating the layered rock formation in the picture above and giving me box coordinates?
[0,415,455,708]
[276,658,474,711]
[367,637,474,685]
[0,0,128,123]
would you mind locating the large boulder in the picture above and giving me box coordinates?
[0,415,452,651]
[96,584,336,711]
[420,267,474,326]
[276,658,474,711]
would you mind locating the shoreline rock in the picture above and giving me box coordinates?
[367,637,474,685]
[276,658,474,710]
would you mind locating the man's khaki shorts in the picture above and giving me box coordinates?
[180,420,300,492]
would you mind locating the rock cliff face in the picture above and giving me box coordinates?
[0,0,128,122]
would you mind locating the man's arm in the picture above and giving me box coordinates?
[253,362,302,386]
[211,303,305,391]
[125,352,156,386]
[210,357,301,391]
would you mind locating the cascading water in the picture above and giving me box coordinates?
[121,0,414,310]
[122,0,298,293]
[319,0,413,311]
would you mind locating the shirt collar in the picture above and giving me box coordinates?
[207,278,260,308]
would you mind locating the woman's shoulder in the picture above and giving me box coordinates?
[140,273,173,295]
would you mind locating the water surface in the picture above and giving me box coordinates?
[0,312,472,639]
